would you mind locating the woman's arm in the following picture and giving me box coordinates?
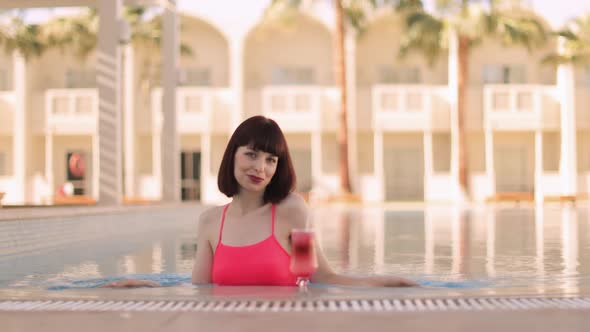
[191,211,214,284]
[283,195,418,287]
[311,243,418,287]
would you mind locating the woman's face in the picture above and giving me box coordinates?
[233,145,278,193]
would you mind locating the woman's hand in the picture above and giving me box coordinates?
[372,276,420,287]
[102,279,161,288]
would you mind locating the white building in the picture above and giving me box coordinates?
[0,1,589,205]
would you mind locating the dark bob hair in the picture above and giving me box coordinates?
[218,115,296,203]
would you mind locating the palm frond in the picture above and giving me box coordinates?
[557,28,578,41]
[0,17,46,59]
[398,10,445,65]
[41,8,98,60]
[262,0,302,26]
[487,13,547,52]
[542,14,590,66]
[389,0,424,13]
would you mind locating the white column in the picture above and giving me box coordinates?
[374,130,385,201]
[45,133,53,200]
[534,130,544,204]
[97,0,123,204]
[123,44,135,198]
[92,134,99,199]
[160,0,180,201]
[13,52,26,203]
[229,37,244,130]
[152,127,162,200]
[447,28,460,201]
[423,131,433,201]
[557,37,577,196]
[311,131,322,189]
[200,131,211,204]
[485,127,495,197]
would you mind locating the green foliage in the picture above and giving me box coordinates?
[542,14,590,66]
[0,6,193,61]
[42,8,98,60]
[0,16,46,59]
[397,0,548,65]
[399,11,445,65]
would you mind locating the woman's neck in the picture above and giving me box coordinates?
[231,192,266,216]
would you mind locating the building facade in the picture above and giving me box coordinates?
[0,5,589,205]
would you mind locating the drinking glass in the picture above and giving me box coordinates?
[290,229,318,292]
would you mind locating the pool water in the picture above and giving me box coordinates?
[1,204,589,296]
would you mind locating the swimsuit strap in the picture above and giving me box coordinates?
[218,204,230,243]
[271,204,276,235]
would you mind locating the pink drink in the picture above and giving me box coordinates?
[290,229,318,278]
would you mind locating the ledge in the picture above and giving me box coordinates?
[485,192,534,203]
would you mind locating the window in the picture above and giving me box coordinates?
[0,152,6,176]
[482,64,526,84]
[180,151,200,201]
[180,67,211,86]
[378,65,422,84]
[271,67,315,85]
[66,69,96,88]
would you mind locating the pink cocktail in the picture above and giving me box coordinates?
[290,229,318,290]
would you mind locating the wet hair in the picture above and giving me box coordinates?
[218,115,296,203]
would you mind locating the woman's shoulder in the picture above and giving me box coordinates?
[276,192,308,228]
[277,192,307,209]
[197,205,226,229]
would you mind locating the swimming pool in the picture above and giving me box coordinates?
[1,203,589,298]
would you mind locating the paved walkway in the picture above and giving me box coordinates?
[2,308,588,332]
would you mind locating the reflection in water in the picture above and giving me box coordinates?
[152,242,163,273]
[424,209,434,275]
[486,209,496,278]
[454,209,471,277]
[1,205,588,294]
[534,208,545,294]
[339,210,351,270]
[121,256,136,275]
[180,241,197,260]
[321,205,585,294]
[561,207,579,294]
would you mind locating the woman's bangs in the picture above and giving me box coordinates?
[247,128,285,157]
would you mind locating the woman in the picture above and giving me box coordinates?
[106,115,417,288]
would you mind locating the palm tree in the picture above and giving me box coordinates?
[42,6,192,58]
[0,14,46,60]
[42,6,192,107]
[543,14,590,66]
[265,0,396,195]
[398,0,547,199]
[41,8,98,59]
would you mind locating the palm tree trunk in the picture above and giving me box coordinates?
[334,0,352,194]
[457,35,470,197]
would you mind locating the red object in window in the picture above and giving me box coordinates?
[69,153,86,178]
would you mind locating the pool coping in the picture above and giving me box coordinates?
[0,202,204,222]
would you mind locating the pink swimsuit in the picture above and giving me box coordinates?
[211,204,297,286]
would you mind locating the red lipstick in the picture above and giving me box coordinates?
[248,175,263,183]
